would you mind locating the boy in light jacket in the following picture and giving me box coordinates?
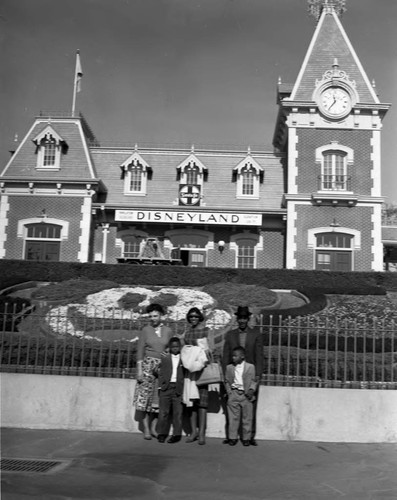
[224,346,257,446]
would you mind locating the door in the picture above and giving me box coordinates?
[25,241,60,261]
[315,250,351,271]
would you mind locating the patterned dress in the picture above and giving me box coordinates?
[183,325,213,408]
[133,324,172,412]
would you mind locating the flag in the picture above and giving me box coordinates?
[75,51,83,93]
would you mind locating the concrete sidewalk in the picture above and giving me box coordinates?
[1,428,397,500]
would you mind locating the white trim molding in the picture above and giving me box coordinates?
[307,227,361,250]
[371,204,383,271]
[0,195,10,258]
[370,130,381,197]
[17,218,69,240]
[78,197,93,262]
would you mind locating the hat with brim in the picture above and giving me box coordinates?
[234,306,252,318]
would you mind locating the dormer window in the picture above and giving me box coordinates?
[176,154,208,186]
[33,126,66,170]
[233,155,263,199]
[120,150,152,196]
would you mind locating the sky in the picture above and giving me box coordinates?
[1,0,396,203]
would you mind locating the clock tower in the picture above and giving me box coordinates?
[273,0,390,271]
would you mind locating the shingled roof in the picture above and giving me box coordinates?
[290,6,378,104]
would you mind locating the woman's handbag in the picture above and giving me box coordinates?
[196,361,224,386]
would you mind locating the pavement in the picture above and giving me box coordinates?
[1,428,397,500]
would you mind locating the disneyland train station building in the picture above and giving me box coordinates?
[1,2,396,271]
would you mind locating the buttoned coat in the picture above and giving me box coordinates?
[158,354,184,396]
[222,326,263,378]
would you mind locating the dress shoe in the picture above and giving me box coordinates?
[186,435,198,443]
[222,439,229,445]
[242,440,250,446]
[167,435,181,444]
[250,438,258,446]
[228,439,238,446]
[157,435,166,443]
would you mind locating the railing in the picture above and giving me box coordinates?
[317,175,352,191]
[1,306,396,389]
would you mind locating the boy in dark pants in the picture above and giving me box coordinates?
[224,346,257,446]
[157,337,184,443]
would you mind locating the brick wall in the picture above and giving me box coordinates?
[5,195,85,261]
[295,204,373,270]
[296,129,373,195]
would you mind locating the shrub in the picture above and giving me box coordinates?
[1,259,397,292]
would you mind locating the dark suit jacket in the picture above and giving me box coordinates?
[222,326,263,378]
[158,354,184,395]
[224,362,257,397]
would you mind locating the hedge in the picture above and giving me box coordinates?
[1,259,396,292]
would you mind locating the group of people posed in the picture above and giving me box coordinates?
[133,303,263,447]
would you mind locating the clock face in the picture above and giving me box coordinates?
[320,87,351,117]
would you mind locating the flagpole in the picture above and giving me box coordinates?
[71,50,81,116]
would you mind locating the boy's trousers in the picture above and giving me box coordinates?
[227,389,253,440]
[157,383,183,436]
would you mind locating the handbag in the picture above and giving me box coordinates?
[196,361,224,386]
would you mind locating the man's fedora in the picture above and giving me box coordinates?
[234,306,252,318]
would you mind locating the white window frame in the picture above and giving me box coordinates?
[315,143,354,193]
[176,154,207,187]
[33,126,65,171]
[121,152,150,196]
[230,232,260,269]
[234,156,263,199]
[307,226,361,271]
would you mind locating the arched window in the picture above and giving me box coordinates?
[316,143,353,192]
[322,150,347,190]
[24,223,62,261]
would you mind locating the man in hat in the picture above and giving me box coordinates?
[222,305,263,445]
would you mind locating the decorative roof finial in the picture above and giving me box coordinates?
[308,0,347,21]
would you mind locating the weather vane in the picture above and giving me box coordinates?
[308,0,347,20]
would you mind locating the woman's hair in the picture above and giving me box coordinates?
[186,307,204,323]
[146,303,165,315]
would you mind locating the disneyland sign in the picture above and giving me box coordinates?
[115,210,262,226]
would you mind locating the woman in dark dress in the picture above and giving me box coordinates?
[134,303,172,440]
[183,307,214,445]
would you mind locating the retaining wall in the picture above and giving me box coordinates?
[1,373,396,443]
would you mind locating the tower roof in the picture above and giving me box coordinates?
[289,4,379,104]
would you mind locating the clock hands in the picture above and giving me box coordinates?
[328,97,337,110]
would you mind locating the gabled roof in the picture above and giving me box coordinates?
[176,153,208,173]
[289,6,379,104]
[1,116,98,180]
